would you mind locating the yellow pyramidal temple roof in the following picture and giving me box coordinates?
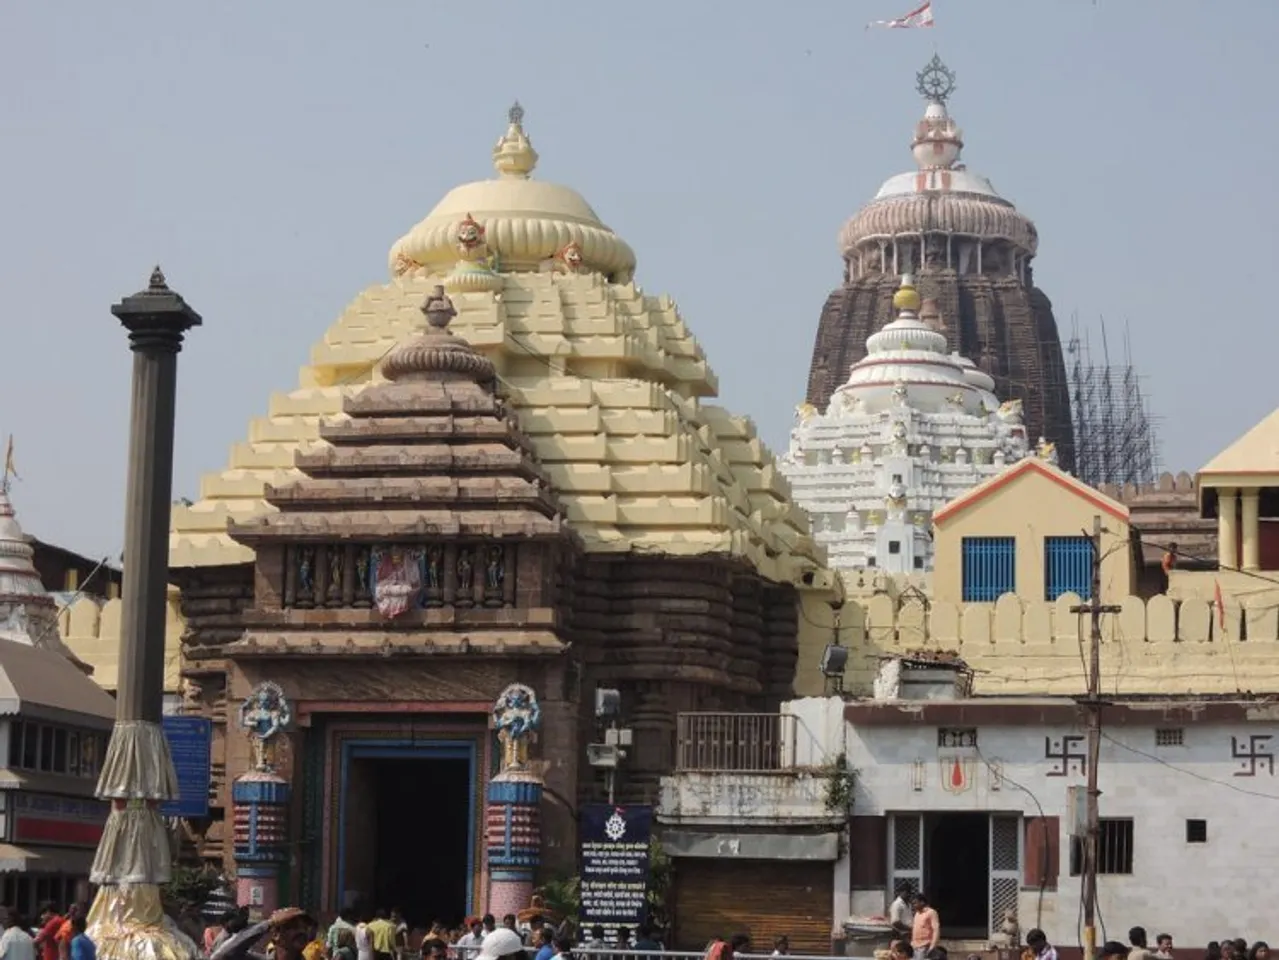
[170,105,822,583]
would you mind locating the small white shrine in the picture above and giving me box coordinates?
[782,276,1037,573]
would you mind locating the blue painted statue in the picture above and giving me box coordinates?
[493,683,541,772]
[238,681,292,770]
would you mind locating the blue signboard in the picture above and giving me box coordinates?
[160,715,212,819]
[579,804,653,936]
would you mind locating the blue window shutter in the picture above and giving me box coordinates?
[1044,536,1093,600]
[961,537,1016,602]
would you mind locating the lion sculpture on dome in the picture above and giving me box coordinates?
[553,241,585,274]
[996,399,1024,424]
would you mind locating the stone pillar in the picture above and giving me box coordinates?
[486,684,544,918]
[232,770,291,918]
[1218,488,1239,570]
[234,682,294,919]
[1241,489,1261,571]
[485,774,543,918]
[87,268,201,960]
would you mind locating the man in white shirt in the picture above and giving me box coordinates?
[0,909,36,960]
[456,919,486,958]
[889,882,914,939]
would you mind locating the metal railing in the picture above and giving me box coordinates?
[675,712,797,772]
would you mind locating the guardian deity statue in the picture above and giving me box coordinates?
[493,683,542,772]
[239,681,293,771]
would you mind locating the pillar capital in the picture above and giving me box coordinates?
[111,266,202,353]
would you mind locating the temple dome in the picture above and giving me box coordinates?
[838,59,1038,258]
[170,105,820,586]
[831,276,994,417]
[388,103,637,281]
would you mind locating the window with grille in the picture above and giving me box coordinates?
[1044,536,1093,600]
[1155,728,1185,747]
[1186,819,1207,843]
[1069,818,1134,875]
[938,728,978,749]
[962,537,1016,602]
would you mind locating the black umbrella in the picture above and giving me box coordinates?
[208,919,272,960]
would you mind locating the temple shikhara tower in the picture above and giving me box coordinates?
[167,104,821,919]
[782,275,1033,573]
[806,57,1075,471]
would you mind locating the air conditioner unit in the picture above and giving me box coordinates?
[586,743,621,769]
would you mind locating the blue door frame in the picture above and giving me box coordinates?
[337,739,478,914]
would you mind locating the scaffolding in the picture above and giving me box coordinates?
[1067,315,1162,489]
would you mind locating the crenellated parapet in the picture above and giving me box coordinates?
[796,587,1279,698]
[57,591,184,695]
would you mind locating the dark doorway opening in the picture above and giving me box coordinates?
[363,757,472,928]
[924,813,988,936]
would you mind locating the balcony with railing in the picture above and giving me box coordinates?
[676,712,797,772]
[660,705,848,827]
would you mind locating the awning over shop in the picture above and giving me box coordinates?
[0,843,95,874]
[661,830,840,861]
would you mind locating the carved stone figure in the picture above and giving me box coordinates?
[493,683,542,772]
[392,252,423,277]
[354,547,372,605]
[238,681,292,771]
[296,547,315,606]
[455,214,488,260]
[553,241,585,274]
[794,402,818,424]
[1036,436,1059,466]
[423,544,444,607]
[484,545,505,606]
[327,547,343,603]
[892,381,909,405]
[456,547,475,604]
[996,398,1024,424]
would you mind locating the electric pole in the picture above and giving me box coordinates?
[1071,515,1121,960]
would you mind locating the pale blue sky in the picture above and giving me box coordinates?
[3,0,1276,559]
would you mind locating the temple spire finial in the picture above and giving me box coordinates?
[493,101,539,179]
[149,265,168,291]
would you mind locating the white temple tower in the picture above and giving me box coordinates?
[782,275,1031,573]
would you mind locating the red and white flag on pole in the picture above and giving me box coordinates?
[867,1,935,29]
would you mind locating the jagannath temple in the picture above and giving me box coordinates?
[805,56,1075,471]
[781,275,1033,573]
[166,104,822,921]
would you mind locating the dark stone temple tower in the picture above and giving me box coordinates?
[806,56,1075,471]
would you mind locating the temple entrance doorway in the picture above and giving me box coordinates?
[340,740,476,927]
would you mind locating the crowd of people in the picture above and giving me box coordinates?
[885,881,1271,960]
[201,906,675,960]
[0,903,96,960]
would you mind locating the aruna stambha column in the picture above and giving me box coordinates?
[232,682,293,919]
[486,684,544,918]
[88,268,202,960]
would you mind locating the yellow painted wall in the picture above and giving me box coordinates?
[931,466,1133,605]
[792,584,1279,699]
[58,587,184,695]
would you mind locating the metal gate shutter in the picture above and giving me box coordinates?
[673,859,833,954]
